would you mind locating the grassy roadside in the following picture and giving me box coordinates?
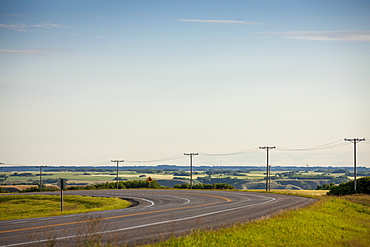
[0,195,131,220]
[147,193,370,247]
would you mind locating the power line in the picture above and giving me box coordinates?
[125,154,184,163]
[89,161,111,166]
[184,153,198,189]
[344,138,366,191]
[363,138,370,145]
[199,147,259,156]
[2,139,365,168]
[276,140,349,151]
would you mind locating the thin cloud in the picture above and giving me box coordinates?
[261,31,370,41]
[178,19,262,25]
[0,21,68,31]
[0,24,27,31]
[0,49,61,54]
[31,22,68,29]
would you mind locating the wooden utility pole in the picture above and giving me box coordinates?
[344,138,365,191]
[184,153,198,189]
[111,160,124,189]
[259,146,275,192]
[35,166,47,192]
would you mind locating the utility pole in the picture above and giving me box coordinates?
[184,153,198,189]
[344,138,365,191]
[259,146,275,192]
[269,165,272,191]
[0,164,4,186]
[35,166,47,192]
[111,160,124,189]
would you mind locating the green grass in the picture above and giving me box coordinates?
[0,195,131,220]
[147,194,370,247]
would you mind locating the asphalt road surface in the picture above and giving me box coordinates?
[0,190,316,246]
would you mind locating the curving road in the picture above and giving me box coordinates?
[0,190,316,246]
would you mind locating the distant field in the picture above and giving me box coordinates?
[2,171,257,185]
[1,169,363,191]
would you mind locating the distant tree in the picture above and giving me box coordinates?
[173,177,189,180]
[345,171,370,176]
[0,174,8,185]
[332,169,350,173]
[212,183,235,189]
[327,177,370,195]
[174,183,190,189]
[316,183,336,190]
[67,179,162,190]
[334,175,349,184]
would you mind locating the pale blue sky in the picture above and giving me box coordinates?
[1,0,369,167]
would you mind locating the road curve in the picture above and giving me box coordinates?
[0,190,316,246]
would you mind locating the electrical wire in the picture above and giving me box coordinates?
[199,147,260,156]
[2,139,366,166]
[125,154,184,163]
[89,161,111,166]
[276,139,350,151]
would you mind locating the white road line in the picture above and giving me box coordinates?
[148,194,191,204]
[107,192,190,205]
[0,195,275,247]
[126,197,155,207]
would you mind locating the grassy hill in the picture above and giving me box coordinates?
[147,193,370,247]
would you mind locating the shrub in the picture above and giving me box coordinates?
[327,177,370,196]
[174,183,235,190]
[124,180,161,189]
[316,183,336,190]
[213,183,235,190]
[174,183,190,189]
[67,180,161,190]
[19,186,58,193]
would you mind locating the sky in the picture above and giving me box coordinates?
[1,0,369,168]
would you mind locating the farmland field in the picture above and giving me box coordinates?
[2,170,274,185]
[0,167,367,191]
